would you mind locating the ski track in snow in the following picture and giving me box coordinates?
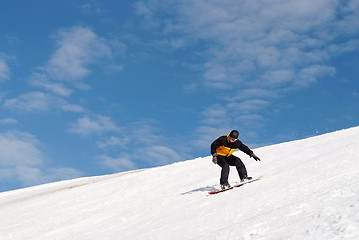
[1,126,359,240]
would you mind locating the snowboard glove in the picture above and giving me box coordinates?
[251,153,261,161]
[212,153,218,164]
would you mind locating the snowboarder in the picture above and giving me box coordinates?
[211,130,261,190]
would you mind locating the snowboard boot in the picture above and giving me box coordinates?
[240,176,253,182]
[221,183,231,190]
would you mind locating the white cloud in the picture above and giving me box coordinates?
[236,114,267,131]
[46,168,83,183]
[134,0,359,140]
[94,121,190,171]
[261,69,294,87]
[68,115,119,136]
[335,0,359,35]
[96,154,136,172]
[296,65,336,87]
[97,136,129,149]
[14,166,45,186]
[231,88,278,101]
[20,25,125,115]
[229,99,270,114]
[192,125,231,149]
[144,145,183,165]
[105,64,124,73]
[0,131,43,167]
[45,26,112,81]
[0,54,11,82]
[3,91,52,112]
[0,131,44,187]
[0,131,82,188]
[329,39,359,56]
[134,1,160,29]
[198,99,269,130]
[199,104,229,126]
[130,120,163,145]
[2,90,86,114]
[61,104,85,113]
[26,25,126,92]
[0,118,18,125]
[79,2,106,16]
[136,0,357,94]
[29,73,73,97]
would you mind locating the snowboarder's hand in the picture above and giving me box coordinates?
[251,153,261,161]
[212,153,218,164]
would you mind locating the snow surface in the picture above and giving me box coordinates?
[1,126,359,240]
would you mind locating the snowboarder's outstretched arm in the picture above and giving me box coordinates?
[237,141,261,161]
[250,152,261,161]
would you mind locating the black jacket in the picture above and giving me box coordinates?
[211,135,253,157]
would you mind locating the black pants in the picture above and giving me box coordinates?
[217,155,247,185]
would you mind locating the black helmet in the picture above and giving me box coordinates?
[229,130,239,140]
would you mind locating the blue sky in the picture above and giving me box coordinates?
[0,0,358,191]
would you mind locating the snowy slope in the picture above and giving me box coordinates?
[1,126,359,240]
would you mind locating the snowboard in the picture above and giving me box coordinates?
[208,176,262,195]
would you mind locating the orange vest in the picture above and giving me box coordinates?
[216,145,237,157]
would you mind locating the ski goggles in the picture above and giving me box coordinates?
[228,136,237,141]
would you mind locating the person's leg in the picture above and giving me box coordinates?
[217,155,230,185]
[227,155,247,180]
